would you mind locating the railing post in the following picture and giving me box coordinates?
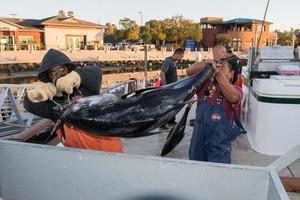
[143,45,148,89]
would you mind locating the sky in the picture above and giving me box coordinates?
[1,0,299,31]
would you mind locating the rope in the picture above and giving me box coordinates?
[256,0,271,55]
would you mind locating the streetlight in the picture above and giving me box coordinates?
[138,11,143,26]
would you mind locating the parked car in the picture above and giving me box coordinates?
[116,41,131,50]
[131,42,155,51]
[104,43,118,50]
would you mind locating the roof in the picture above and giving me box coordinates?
[40,15,105,29]
[0,15,105,31]
[202,18,273,25]
[0,18,44,32]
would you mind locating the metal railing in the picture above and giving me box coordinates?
[100,79,138,97]
[0,84,41,138]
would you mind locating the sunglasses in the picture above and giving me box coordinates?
[48,66,70,82]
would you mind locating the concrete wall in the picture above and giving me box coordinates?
[44,26,104,50]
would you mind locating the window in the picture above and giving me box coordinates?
[66,35,86,50]
[232,38,242,51]
[0,36,13,45]
[205,24,214,29]
[257,25,266,32]
[245,25,252,31]
[18,36,34,50]
[257,25,262,32]
[19,36,34,45]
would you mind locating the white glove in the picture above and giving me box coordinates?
[56,71,81,95]
[27,83,57,103]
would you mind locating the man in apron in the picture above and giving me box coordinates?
[24,49,123,153]
[186,44,244,163]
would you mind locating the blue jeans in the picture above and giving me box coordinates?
[189,102,241,164]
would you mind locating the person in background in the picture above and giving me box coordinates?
[186,44,244,164]
[24,49,123,153]
[159,48,185,130]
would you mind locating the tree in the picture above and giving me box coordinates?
[119,18,137,30]
[119,18,140,41]
[140,26,152,43]
[188,24,202,42]
[103,16,203,46]
[126,26,140,41]
[104,23,118,43]
[162,16,201,46]
[275,29,294,45]
[144,20,166,43]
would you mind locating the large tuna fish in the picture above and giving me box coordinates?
[59,64,213,138]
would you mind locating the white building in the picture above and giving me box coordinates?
[0,10,105,50]
[42,11,105,50]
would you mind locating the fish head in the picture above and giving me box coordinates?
[59,93,119,121]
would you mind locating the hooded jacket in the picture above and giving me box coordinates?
[24,49,102,121]
[24,49,123,153]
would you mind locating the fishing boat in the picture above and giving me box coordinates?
[242,46,300,156]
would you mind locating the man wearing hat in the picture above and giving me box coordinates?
[24,49,123,152]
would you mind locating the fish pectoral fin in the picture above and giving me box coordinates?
[128,118,155,124]
[121,87,157,99]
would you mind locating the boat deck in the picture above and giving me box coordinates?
[122,103,300,200]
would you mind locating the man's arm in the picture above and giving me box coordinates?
[160,71,167,85]
[75,65,102,94]
[215,72,239,103]
[160,59,171,85]
[186,61,206,76]
[210,61,239,104]
[23,94,58,121]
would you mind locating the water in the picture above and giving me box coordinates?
[0,76,38,84]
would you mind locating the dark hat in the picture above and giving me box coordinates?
[38,49,76,82]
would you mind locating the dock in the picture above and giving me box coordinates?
[123,103,300,199]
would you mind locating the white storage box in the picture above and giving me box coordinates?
[277,64,300,75]
[259,46,294,60]
[244,76,300,155]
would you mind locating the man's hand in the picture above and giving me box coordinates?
[27,83,57,103]
[207,60,221,74]
[56,71,81,95]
